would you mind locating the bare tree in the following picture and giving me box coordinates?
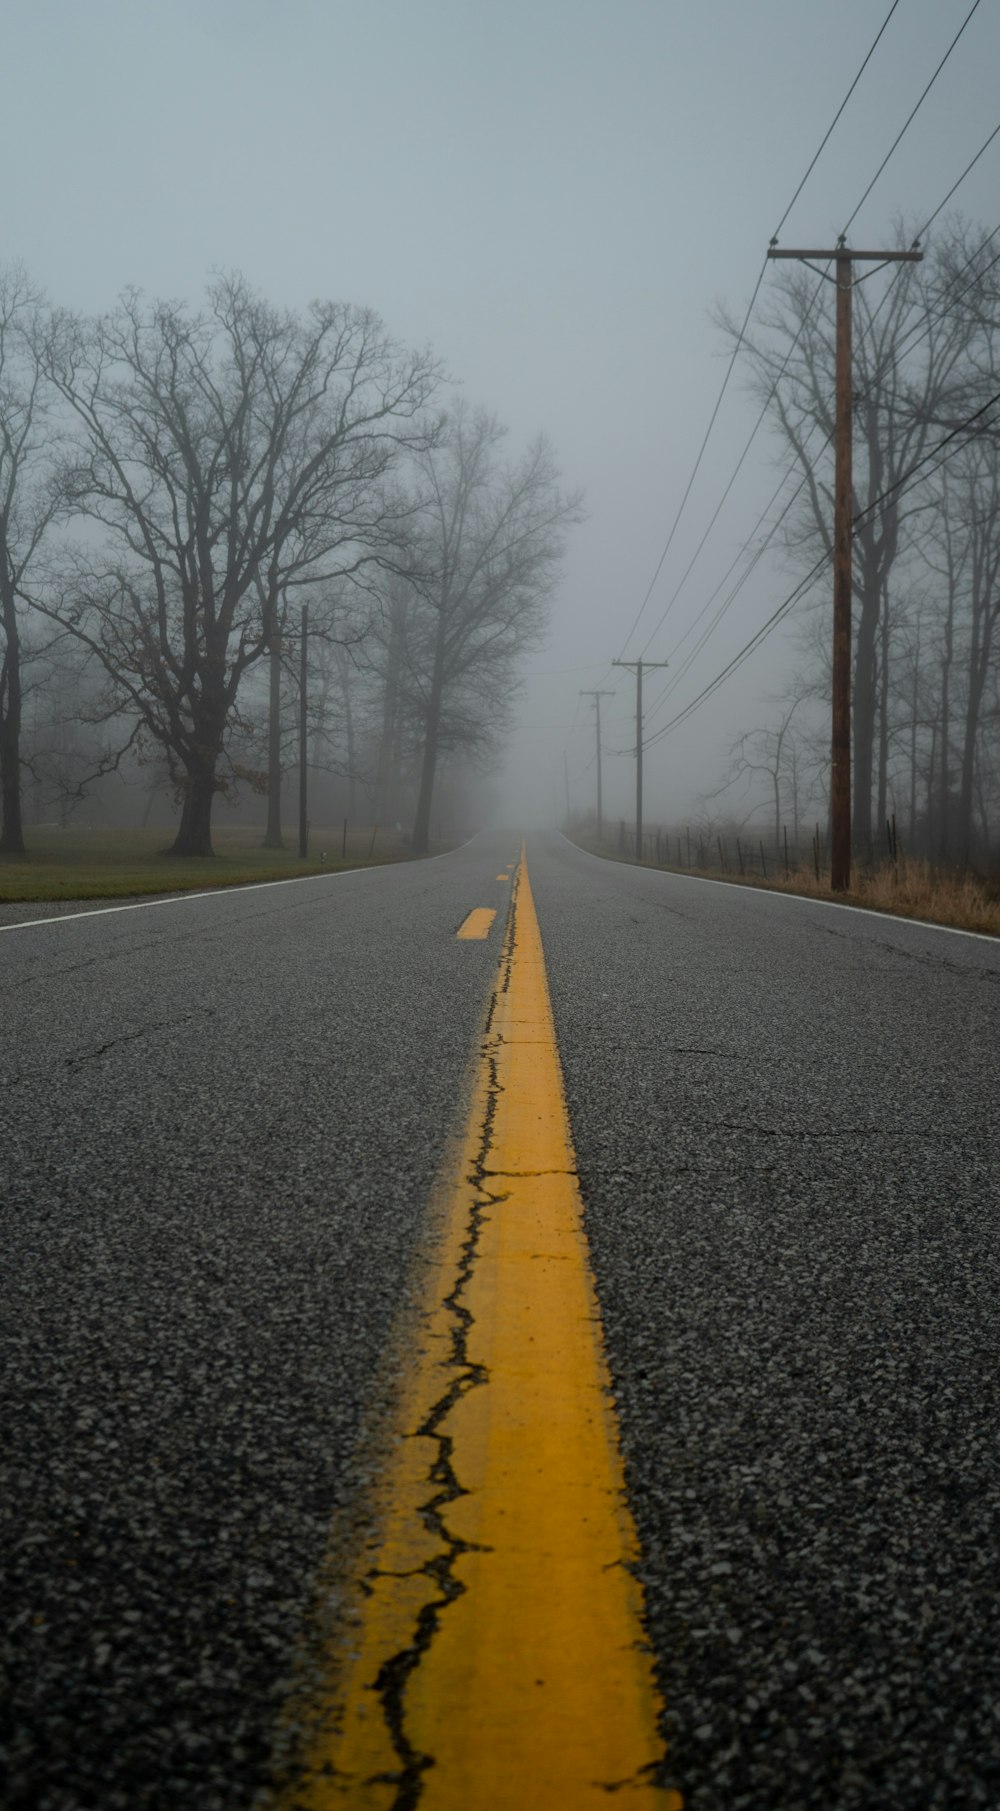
[400,403,583,854]
[708,698,814,850]
[0,267,63,853]
[717,233,975,851]
[41,277,440,855]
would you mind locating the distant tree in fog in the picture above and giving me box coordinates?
[0,266,63,853]
[395,402,583,854]
[40,277,440,855]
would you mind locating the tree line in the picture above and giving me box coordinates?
[714,219,1000,868]
[0,270,581,857]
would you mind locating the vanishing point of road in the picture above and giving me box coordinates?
[2,831,999,1810]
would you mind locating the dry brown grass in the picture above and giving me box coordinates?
[734,855,1000,936]
[570,833,1000,937]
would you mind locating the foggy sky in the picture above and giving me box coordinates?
[5,0,1000,827]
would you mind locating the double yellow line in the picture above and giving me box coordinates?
[275,853,679,1808]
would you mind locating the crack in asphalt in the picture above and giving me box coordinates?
[63,1008,219,1071]
[2,1007,219,1089]
[715,1119,959,1142]
[364,871,520,1810]
[816,920,1000,983]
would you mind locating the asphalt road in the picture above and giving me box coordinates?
[3,830,1000,1810]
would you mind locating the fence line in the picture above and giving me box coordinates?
[610,814,903,880]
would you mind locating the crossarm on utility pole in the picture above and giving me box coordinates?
[612,659,668,861]
[580,689,615,841]
[764,241,922,890]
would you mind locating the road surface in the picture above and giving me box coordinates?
[2,831,999,1810]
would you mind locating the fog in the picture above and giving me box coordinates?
[5,0,1000,840]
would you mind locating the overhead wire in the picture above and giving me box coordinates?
[840,0,984,237]
[612,258,769,661]
[586,0,992,755]
[641,382,1000,752]
[639,100,1000,735]
[635,275,829,659]
[611,0,906,668]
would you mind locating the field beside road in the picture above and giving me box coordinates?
[0,823,434,902]
[568,830,1000,937]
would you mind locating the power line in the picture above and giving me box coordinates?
[641,383,1000,753]
[640,207,1000,733]
[771,0,903,244]
[915,117,1000,243]
[598,3,993,751]
[611,457,822,756]
[860,223,1000,398]
[614,259,769,661]
[853,384,1000,525]
[643,555,831,750]
[636,273,830,659]
[614,2,908,666]
[841,0,984,235]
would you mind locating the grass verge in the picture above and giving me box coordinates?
[0,824,437,903]
[569,834,1000,938]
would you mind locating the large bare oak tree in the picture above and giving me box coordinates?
[43,277,439,854]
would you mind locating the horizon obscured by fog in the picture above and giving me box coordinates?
[5,0,1000,842]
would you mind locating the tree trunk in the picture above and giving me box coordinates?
[412,708,440,856]
[0,591,26,854]
[0,717,25,852]
[909,643,919,849]
[168,764,217,856]
[852,581,879,856]
[957,655,988,868]
[412,621,447,857]
[262,640,284,848]
[343,678,357,822]
[376,615,402,821]
[877,590,890,849]
[926,718,938,853]
[939,652,952,865]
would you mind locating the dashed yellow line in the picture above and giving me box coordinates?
[275,853,678,1809]
[455,908,496,940]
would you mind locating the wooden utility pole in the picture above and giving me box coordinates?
[580,688,614,840]
[298,603,308,859]
[612,658,668,861]
[767,240,922,890]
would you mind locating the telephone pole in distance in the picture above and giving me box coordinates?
[580,688,614,841]
[766,239,922,891]
[611,658,668,861]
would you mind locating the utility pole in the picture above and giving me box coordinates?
[767,239,922,891]
[580,688,614,840]
[563,749,570,824]
[298,603,308,859]
[612,658,668,861]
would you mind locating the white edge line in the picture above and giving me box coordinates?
[0,832,480,934]
[558,832,1000,947]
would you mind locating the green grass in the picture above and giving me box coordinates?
[0,823,430,902]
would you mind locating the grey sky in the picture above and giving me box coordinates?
[5,0,1000,824]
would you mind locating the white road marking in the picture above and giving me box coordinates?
[560,834,1000,948]
[0,833,484,935]
[0,867,368,934]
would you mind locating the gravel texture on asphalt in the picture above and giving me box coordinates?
[528,832,1000,1811]
[0,837,517,1811]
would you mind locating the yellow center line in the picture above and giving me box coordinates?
[455,908,497,940]
[274,853,679,1810]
